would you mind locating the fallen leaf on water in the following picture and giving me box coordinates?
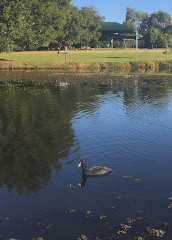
[78,235,88,240]
[86,211,92,216]
[116,196,122,200]
[99,215,106,220]
[147,227,165,238]
[168,197,172,201]
[121,224,131,231]
[37,223,43,227]
[168,204,172,209]
[68,184,77,189]
[9,239,19,240]
[134,179,141,182]
[164,222,169,226]
[37,223,52,230]
[32,238,44,240]
[117,230,127,234]
[46,225,53,229]
[123,176,133,178]
[126,218,135,224]
[66,209,76,214]
[137,216,143,220]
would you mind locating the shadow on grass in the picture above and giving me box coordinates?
[0,59,13,61]
[100,57,131,59]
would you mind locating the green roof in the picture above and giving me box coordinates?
[99,22,134,33]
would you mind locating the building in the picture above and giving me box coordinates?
[99,22,138,48]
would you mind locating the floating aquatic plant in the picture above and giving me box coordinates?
[85,210,92,216]
[147,227,165,238]
[99,215,107,220]
[121,224,131,231]
[123,175,133,178]
[117,230,127,234]
[66,209,76,214]
[126,218,136,224]
[134,179,141,182]
[78,235,88,240]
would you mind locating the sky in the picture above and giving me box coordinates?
[72,0,172,23]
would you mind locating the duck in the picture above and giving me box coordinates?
[78,160,112,176]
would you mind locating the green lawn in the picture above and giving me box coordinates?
[0,48,171,69]
[68,48,171,62]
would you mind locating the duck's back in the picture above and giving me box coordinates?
[85,166,112,176]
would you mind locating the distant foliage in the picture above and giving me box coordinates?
[124,7,172,48]
[0,0,104,52]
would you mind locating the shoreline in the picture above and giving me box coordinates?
[0,60,172,72]
[0,49,172,72]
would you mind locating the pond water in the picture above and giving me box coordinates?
[0,72,172,240]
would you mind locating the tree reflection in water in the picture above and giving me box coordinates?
[0,82,99,196]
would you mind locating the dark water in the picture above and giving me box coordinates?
[0,72,172,240]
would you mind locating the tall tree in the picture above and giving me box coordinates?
[146,28,160,48]
[79,6,104,47]
[148,11,171,30]
[124,7,149,31]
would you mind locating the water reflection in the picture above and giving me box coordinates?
[0,83,100,196]
[78,173,112,188]
[0,73,172,197]
[124,76,172,113]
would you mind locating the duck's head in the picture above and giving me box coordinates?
[78,160,85,168]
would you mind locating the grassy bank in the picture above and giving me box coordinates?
[0,48,172,71]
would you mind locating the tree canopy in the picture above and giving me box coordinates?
[124,7,172,48]
[0,0,104,52]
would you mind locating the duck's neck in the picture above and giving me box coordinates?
[82,163,87,174]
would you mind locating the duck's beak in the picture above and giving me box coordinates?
[78,162,81,168]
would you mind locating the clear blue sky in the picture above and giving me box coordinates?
[72,0,172,23]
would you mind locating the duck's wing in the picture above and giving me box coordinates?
[88,166,112,175]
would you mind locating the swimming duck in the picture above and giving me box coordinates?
[78,160,112,176]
